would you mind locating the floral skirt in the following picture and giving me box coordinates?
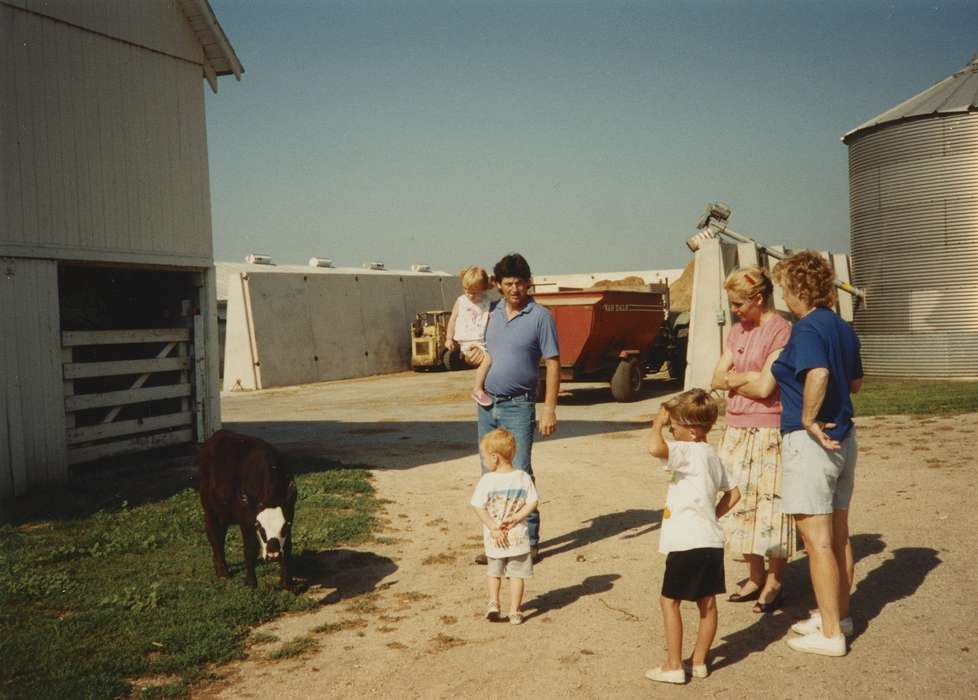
[718,425,796,560]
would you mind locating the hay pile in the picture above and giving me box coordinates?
[588,275,649,291]
[667,260,695,312]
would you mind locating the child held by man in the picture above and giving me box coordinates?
[445,266,494,406]
[470,428,539,625]
[646,389,741,684]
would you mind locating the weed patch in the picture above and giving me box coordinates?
[267,636,318,660]
[0,463,379,699]
[312,618,368,634]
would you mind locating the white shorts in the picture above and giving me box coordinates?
[486,553,533,579]
[781,428,857,515]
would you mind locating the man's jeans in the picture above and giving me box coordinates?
[476,393,539,546]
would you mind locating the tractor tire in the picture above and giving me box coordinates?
[442,348,459,371]
[668,331,689,381]
[610,358,643,402]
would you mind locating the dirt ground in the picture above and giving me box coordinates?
[195,370,978,699]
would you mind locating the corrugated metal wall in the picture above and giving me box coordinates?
[0,258,68,499]
[0,2,213,267]
[848,112,978,377]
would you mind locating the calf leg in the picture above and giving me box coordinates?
[280,535,293,591]
[240,523,260,588]
[203,510,231,579]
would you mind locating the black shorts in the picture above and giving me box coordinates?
[661,547,726,601]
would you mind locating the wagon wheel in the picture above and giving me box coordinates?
[610,358,643,402]
[668,330,689,381]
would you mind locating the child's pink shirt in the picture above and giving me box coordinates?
[724,314,791,428]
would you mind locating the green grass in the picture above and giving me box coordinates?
[854,377,978,416]
[266,636,318,660]
[0,463,379,699]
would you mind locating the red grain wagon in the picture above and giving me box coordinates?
[534,286,685,402]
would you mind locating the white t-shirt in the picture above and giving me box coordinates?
[470,469,539,559]
[658,441,733,554]
[453,294,491,343]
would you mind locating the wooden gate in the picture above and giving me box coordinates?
[62,326,205,465]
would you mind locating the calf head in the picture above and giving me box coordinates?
[255,506,290,561]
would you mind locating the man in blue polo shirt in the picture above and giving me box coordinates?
[476,253,560,563]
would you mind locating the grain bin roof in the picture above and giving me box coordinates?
[176,0,244,92]
[843,54,978,143]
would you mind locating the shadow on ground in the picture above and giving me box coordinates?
[522,574,622,621]
[557,377,682,406]
[709,533,940,669]
[225,418,652,471]
[291,548,398,603]
[539,508,663,561]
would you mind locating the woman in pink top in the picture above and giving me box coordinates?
[711,266,795,613]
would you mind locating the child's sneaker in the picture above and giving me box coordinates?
[791,610,854,637]
[644,667,685,684]
[485,601,500,622]
[471,389,493,407]
[509,611,523,625]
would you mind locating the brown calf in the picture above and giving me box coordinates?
[198,430,297,590]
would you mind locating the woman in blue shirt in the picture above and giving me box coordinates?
[741,251,863,658]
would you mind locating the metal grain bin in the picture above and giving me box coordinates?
[842,55,978,378]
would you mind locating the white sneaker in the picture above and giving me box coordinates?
[786,631,847,657]
[644,667,686,684]
[791,610,854,637]
[683,662,708,679]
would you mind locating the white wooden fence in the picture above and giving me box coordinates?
[62,327,204,465]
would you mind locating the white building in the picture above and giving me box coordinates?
[0,0,242,498]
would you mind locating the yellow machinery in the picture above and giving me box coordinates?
[411,310,463,370]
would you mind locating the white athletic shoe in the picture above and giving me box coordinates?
[786,631,847,657]
[683,662,708,679]
[644,667,686,684]
[791,610,854,637]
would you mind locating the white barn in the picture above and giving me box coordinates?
[0,0,242,498]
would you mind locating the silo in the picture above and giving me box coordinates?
[842,55,978,378]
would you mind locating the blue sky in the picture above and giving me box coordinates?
[205,0,977,274]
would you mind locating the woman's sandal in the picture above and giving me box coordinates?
[752,588,785,614]
[728,585,761,603]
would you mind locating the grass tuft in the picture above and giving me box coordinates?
[266,636,318,660]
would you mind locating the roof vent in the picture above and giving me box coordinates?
[245,254,274,265]
[411,264,432,273]
[363,261,386,270]
[309,257,334,268]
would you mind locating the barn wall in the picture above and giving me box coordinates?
[0,258,68,499]
[0,3,213,267]
[223,272,462,390]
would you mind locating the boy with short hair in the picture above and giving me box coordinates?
[646,389,741,683]
[470,427,539,625]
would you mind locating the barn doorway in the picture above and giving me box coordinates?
[59,264,207,466]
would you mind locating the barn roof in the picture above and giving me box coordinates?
[176,0,244,93]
